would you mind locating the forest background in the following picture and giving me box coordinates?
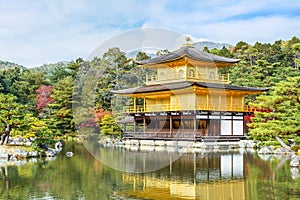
[0,37,299,148]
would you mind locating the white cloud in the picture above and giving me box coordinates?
[0,0,299,67]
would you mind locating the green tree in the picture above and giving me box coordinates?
[49,65,70,84]
[0,67,22,96]
[48,76,75,135]
[100,114,121,136]
[13,69,47,112]
[248,76,300,142]
[156,49,170,56]
[95,47,130,110]
[0,93,25,144]
[292,43,300,68]
[13,113,55,147]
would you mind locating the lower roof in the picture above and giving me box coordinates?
[111,81,269,95]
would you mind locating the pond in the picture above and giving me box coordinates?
[0,141,300,200]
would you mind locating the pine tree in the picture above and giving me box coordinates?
[100,114,121,136]
[0,94,25,144]
[248,76,300,143]
[48,76,75,135]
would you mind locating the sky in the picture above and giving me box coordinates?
[0,0,300,67]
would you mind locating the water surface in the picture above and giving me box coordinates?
[0,142,299,200]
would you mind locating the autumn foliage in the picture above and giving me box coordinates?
[36,85,54,111]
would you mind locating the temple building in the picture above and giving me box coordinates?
[112,41,268,141]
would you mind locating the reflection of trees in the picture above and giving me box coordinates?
[245,152,300,200]
[0,142,125,200]
[1,144,300,199]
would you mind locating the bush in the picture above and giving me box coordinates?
[257,141,280,147]
[291,145,300,152]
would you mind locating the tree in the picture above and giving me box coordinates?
[13,69,47,112]
[12,114,56,147]
[48,76,75,135]
[292,43,300,68]
[36,85,54,111]
[156,49,170,56]
[0,94,25,144]
[95,47,130,110]
[100,113,121,136]
[0,67,22,96]
[248,76,300,143]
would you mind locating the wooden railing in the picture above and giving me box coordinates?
[146,72,230,84]
[124,131,246,141]
[123,104,258,113]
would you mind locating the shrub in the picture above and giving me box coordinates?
[291,145,300,152]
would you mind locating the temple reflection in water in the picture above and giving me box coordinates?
[119,151,246,200]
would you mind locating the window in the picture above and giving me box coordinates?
[159,71,166,80]
[209,71,215,80]
[199,120,207,129]
[178,70,184,79]
[188,69,195,78]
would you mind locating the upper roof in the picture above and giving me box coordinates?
[111,81,269,95]
[136,45,241,66]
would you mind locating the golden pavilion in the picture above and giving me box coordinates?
[112,42,268,141]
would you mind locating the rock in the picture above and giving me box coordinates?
[45,148,57,157]
[9,156,17,161]
[258,153,274,161]
[54,141,63,152]
[0,149,9,160]
[276,136,288,148]
[274,147,294,154]
[193,142,205,148]
[288,139,296,147]
[290,167,300,179]
[166,141,177,147]
[290,155,300,167]
[28,151,39,157]
[140,140,155,146]
[258,146,274,154]
[130,140,140,146]
[139,145,154,152]
[66,151,74,157]
[24,141,33,147]
[14,159,28,166]
[245,140,257,149]
[154,140,165,146]
[239,140,247,148]
[177,141,193,148]
[12,149,29,159]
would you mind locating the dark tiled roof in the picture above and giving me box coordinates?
[135,45,240,65]
[111,81,269,95]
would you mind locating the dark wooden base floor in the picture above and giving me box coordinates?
[123,133,246,142]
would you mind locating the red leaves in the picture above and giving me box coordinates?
[94,108,112,123]
[36,85,54,111]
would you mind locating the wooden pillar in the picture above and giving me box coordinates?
[194,116,197,132]
[143,154,146,173]
[193,152,196,183]
[143,97,146,112]
[219,95,222,110]
[206,93,209,110]
[133,97,136,112]
[169,115,172,137]
[241,95,245,111]
[134,120,137,133]
[230,95,233,111]
[170,156,172,176]
[193,116,197,139]
[143,116,146,135]
[231,114,234,135]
